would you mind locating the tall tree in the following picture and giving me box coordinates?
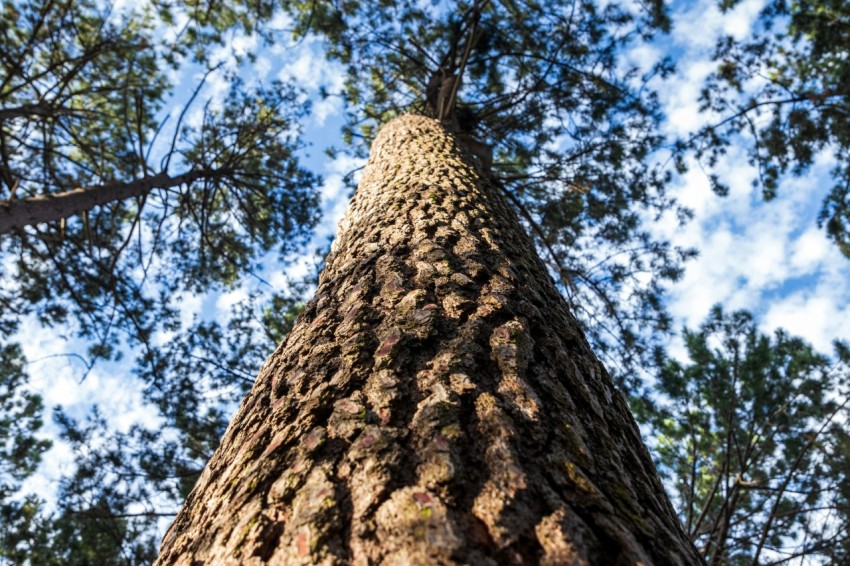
[157,114,701,564]
[643,307,850,564]
[695,0,850,256]
[153,0,698,560]
[298,0,693,386]
[2,0,699,559]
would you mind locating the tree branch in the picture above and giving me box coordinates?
[0,102,82,121]
[0,169,222,234]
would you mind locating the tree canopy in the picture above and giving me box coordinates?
[695,0,850,256]
[0,0,319,351]
[0,0,319,561]
[643,307,850,564]
[0,0,848,563]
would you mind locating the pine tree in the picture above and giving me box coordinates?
[0,1,318,559]
[644,307,850,564]
[157,115,701,564]
[0,0,318,377]
[2,0,699,559]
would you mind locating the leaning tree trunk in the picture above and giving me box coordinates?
[157,115,701,565]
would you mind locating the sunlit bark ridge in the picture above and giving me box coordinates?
[157,115,701,565]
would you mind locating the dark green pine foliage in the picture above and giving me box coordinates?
[1,344,51,564]
[0,0,320,562]
[0,287,310,565]
[2,409,161,565]
[291,0,695,388]
[695,0,850,256]
[0,0,318,362]
[137,283,311,489]
[641,307,850,565]
[0,345,49,500]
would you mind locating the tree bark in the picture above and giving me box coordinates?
[0,170,214,235]
[157,115,701,565]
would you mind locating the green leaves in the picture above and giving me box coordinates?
[0,3,320,561]
[695,0,850,256]
[644,306,850,564]
[0,408,162,565]
[0,284,312,563]
[0,344,52,564]
[0,0,319,365]
[168,78,319,290]
[0,344,50,498]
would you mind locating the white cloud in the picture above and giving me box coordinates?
[232,33,259,58]
[672,0,764,49]
[722,0,765,40]
[268,257,315,289]
[208,32,259,69]
[216,287,250,317]
[622,43,662,76]
[649,0,850,357]
[255,56,272,80]
[317,153,365,240]
[662,59,720,136]
[277,38,346,125]
[313,95,343,126]
[763,289,850,353]
[659,143,850,355]
[790,227,830,272]
[267,10,295,33]
[278,41,326,91]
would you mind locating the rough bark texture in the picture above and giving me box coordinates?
[157,115,701,565]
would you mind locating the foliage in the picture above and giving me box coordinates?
[0,285,309,564]
[2,408,161,565]
[642,307,850,565]
[150,0,286,57]
[0,1,319,562]
[0,344,51,565]
[290,0,695,386]
[696,0,850,256]
[0,345,50,500]
[138,284,309,467]
[0,345,49,564]
[0,0,319,361]
[4,0,847,562]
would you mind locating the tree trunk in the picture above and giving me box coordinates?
[157,115,701,565]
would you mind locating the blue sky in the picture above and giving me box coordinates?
[650,0,850,357]
[13,0,850,537]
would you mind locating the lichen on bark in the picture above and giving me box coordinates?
[157,115,701,565]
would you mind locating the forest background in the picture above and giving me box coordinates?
[1,0,849,563]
